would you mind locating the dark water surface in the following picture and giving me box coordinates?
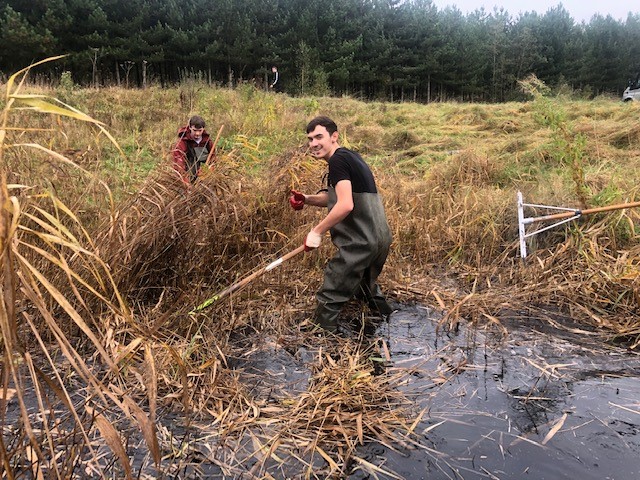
[167,304,640,479]
[355,304,640,480]
[6,304,638,478]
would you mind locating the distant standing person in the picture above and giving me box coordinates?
[288,116,393,333]
[269,66,282,92]
[172,115,216,184]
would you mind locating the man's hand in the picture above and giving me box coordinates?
[289,190,306,210]
[304,230,322,251]
[178,173,191,188]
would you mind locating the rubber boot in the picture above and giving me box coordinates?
[358,285,393,317]
[313,302,341,333]
[368,296,393,317]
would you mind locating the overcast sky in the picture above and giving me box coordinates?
[430,1,638,23]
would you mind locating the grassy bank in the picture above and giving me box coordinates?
[2,71,640,477]
[5,80,640,326]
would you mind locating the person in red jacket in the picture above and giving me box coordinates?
[172,115,215,184]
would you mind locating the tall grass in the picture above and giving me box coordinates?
[1,58,158,479]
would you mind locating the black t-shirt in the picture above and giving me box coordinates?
[328,148,377,193]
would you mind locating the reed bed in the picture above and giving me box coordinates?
[1,63,640,477]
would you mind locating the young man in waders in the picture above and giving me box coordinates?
[289,116,393,332]
[172,115,216,184]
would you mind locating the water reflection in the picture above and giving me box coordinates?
[356,304,640,479]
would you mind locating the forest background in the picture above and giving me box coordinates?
[2,0,640,102]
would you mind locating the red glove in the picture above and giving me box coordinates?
[304,230,322,252]
[289,190,305,210]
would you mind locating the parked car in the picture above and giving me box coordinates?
[623,74,640,101]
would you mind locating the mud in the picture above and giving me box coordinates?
[226,304,640,479]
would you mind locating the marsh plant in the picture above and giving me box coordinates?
[519,74,590,206]
[1,58,160,479]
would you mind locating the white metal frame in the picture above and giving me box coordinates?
[517,191,581,259]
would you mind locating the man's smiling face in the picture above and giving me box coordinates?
[307,125,338,161]
[190,125,204,141]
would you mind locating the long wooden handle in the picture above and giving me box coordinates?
[191,245,305,312]
[525,200,640,225]
[215,245,305,299]
[581,200,640,215]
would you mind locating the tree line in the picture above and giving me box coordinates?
[1,0,639,102]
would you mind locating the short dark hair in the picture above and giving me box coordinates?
[306,116,337,135]
[189,115,206,129]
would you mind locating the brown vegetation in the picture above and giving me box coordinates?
[1,63,639,478]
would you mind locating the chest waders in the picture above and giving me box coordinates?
[186,145,209,183]
[313,187,393,332]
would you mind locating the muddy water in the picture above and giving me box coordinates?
[186,304,640,479]
[10,302,632,479]
[154,304,640,479]
[7,303,638,478]
[355,304,640,480]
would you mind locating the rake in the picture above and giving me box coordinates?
[517,191,640,259]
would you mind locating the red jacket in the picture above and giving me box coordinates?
[172,126,215,183]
